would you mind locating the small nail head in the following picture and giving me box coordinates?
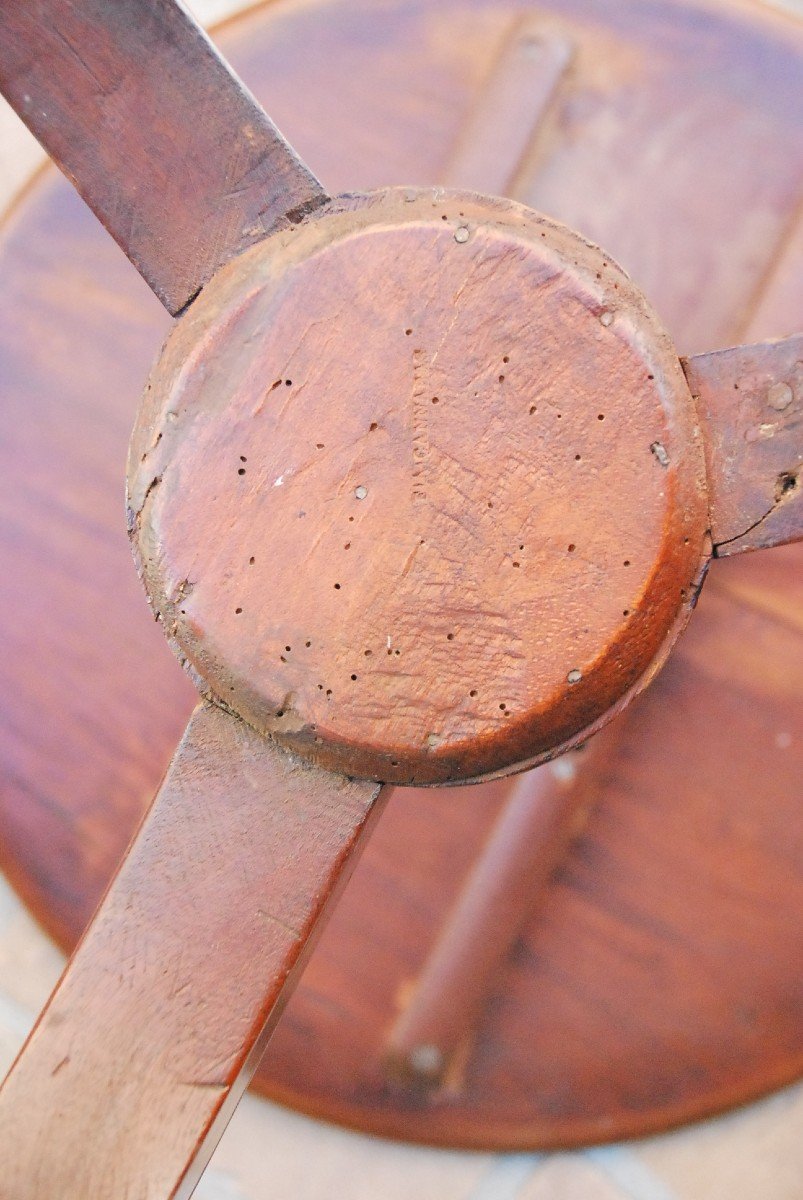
[454,226,470,244]
[409,1044,444,1076]
[567,669,582,684]
[767,382,793,411]
[650,441,670,467]
[355,485,368,500]
[599,310,614,327]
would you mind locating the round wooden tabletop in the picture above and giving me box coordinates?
[0,0,801,1150]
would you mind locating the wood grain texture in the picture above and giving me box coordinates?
[0,0,327,313]
[385,742,610,1086]
[266,548,803,1147]
[0,702,384,1199]
[0,0,801,1153]
[443,18,573,197]
[684,335,803,555]
[128,187,708,785]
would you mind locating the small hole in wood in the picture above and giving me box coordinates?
[235,607,242,614]
[334,582,341,589]
[567,544,576,553]
[776,471,798,500]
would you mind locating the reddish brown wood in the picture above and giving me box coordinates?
[0,0,327,313]
[443,18,573,197]
[128,187,708,785]
[385,742,609,1086]
[0,0,802,1154]
[743,206,803,341]
[684,335,803,556]
[271,550,803,1147]
[0,702,384,1198]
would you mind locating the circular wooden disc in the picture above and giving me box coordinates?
[129,189,707,784]
[0,0,801,1150]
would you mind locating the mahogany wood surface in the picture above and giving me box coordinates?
[0,0,801,1152]
[385,742,611,1085]
[0,0,327,313]
[685,335,803,555]
[128,187,707,785]
[443,17,573,197]
[0,702,384,1198]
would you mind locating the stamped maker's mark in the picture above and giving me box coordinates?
[411,346,430,502]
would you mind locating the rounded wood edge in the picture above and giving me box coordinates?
[128,186,710,786]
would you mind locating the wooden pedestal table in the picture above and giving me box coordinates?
[0,1,800,1191]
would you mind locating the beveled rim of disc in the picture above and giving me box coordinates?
[128,188,710,785]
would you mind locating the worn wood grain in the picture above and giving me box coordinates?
[443,18,573,197]
[685,335,803,555]
[385,740,612,1087]
[128,187,708,785]
[268,548,803,1147]
[0,0,327,313]
[0,702,384,1199]
[0,0,801,1156]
